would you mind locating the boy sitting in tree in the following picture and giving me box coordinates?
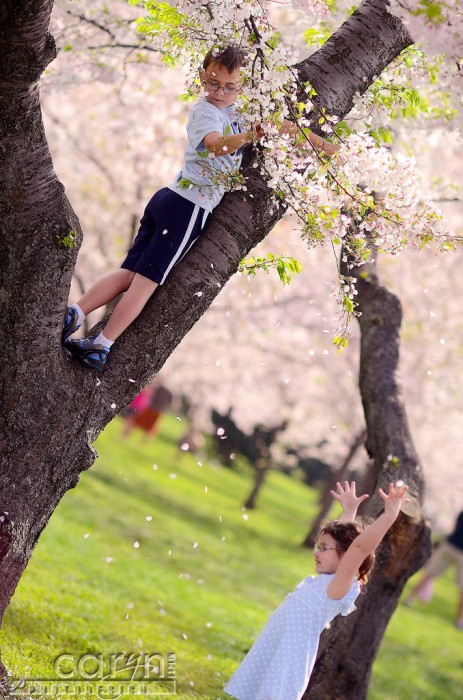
[63,45,336,370]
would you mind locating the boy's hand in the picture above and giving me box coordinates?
[331,480,369,521]
[378,482,410,518]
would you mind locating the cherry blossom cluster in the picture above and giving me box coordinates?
[126,0,459,341]
[290,0,328,14]
[390,0,463,133]
[132,2,447,236]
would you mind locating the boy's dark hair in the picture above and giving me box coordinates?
[203,45,247,72]
[319,520,375,585]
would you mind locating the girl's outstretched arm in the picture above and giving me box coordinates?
[331,480,369,522]
[327,483,409,600]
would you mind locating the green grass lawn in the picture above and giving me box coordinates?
[1,415,462,699]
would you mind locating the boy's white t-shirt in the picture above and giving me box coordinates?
[168,98,245,212]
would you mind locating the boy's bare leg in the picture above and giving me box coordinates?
[103,273,158,341]
[77,269,136,315]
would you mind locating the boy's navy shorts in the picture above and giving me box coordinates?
[121,188,209,285]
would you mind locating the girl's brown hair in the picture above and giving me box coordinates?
[203,45,247,73]
[319,520,375,586]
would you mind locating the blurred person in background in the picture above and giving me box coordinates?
[406,510,463,629]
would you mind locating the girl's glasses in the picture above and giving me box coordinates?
[205,80,240,95]
[314,543,342,553]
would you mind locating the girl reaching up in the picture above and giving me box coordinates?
[224,481,409,700]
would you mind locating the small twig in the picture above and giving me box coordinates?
[66,10,117,40]
[87,42,159,53]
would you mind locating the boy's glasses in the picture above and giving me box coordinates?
[314,543,342,553]
[204,80,240,95]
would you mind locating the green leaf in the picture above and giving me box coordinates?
[378,126,391,143]
[333,335,349,349]
[177,178,194,189]
[343,295,354,313]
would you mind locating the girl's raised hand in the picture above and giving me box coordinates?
[378,481,410,516]
[330,481,369,521]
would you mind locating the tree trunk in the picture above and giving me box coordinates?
[0,3,415,688]
[303,250,431,698]
[243,457,271,510]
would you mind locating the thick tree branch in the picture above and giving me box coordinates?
[298,0,412,120]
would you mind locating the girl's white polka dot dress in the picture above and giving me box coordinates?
[224,573,360,700]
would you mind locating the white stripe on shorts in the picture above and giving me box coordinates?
[179,210,210,263]
[160,204,200,284]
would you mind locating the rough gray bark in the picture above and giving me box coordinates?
[299,0,411,118]
[0,0,424,695]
